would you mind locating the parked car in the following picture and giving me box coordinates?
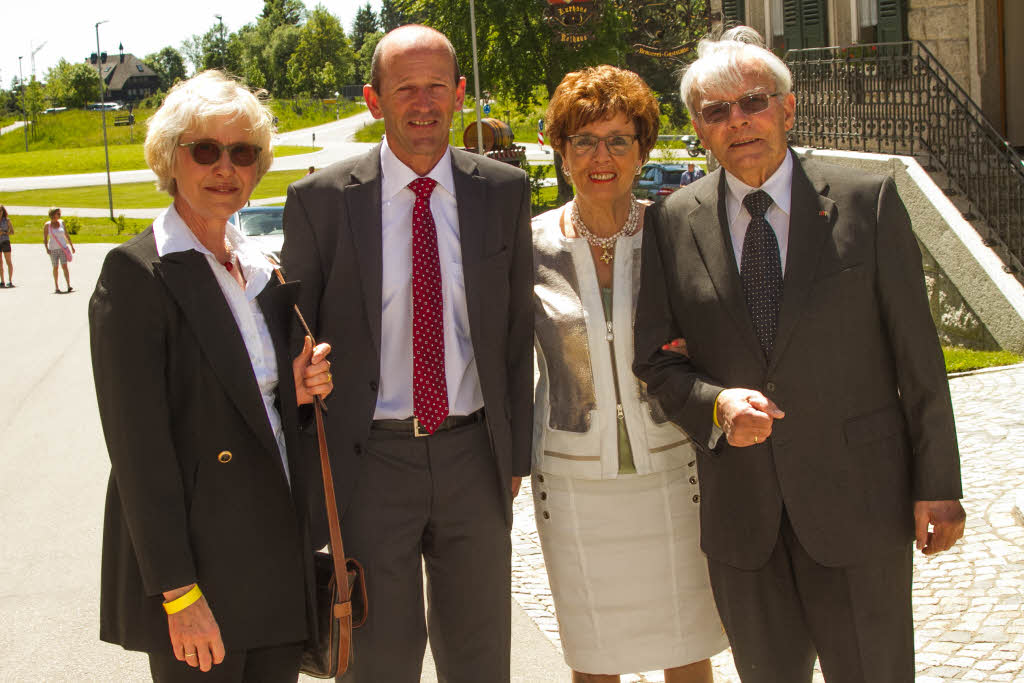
[86,102,121,111]
[634,163,686,201]
[229,206,284,260]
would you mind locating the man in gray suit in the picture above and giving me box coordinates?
[634,28,965,682]
[282,25,533,682]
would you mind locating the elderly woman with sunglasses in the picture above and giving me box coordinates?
[89,70,333,683]
[532,65,727,683]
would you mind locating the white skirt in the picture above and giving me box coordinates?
[532,466,728,675]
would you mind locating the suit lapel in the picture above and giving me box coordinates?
[257,276,302,484]
[688,170,764,360]
[768,158,835,369]
[452,149,487,331]
[345,147,385,360]
[154,250,280,460]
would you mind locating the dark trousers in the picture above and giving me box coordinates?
[148,642,302,683]
[707,511,914,683]
[339,419,512,683]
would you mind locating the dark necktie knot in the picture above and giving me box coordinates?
[743,189,773,220]
[409,177,437,200]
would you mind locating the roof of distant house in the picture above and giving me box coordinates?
[86,52,158,91]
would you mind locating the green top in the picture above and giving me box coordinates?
[601,287,636,474]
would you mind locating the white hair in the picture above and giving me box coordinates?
[679,26,793,120]
[144,70,275,196]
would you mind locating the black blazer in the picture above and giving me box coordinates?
[281,145,534,535]
[634,155,962,570]
[89,228,316,653]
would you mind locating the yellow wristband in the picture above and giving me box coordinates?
[163,584,202,615]
[713,391,724,429]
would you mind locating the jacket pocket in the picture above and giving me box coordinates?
[843,405,904,446]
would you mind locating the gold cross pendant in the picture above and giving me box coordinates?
[600,248,613,264]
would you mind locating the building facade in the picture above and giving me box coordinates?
[87,49,160,104]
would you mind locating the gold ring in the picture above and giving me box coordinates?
[326,372,332,383]
[185,653,197,658]
[754,435,759,443]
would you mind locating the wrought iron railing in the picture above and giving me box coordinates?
[785,41,1024,271]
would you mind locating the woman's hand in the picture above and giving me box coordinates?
[163,584,225,671]
[661,337,688,355]
[294,335,333,405]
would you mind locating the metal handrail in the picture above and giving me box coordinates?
[785,41,1024,270]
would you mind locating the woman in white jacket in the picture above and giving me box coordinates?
[532,66,727,683]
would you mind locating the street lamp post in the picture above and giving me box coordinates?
[17,56,27,152]
[95,20,115,221]
[215,14,225,69]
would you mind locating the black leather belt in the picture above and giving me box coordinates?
[371,409,485,438]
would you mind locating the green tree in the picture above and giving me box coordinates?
[379,0,408,32]
[287,5,355,97]
[351,3,379,53]
[144,47,188,90]
[356,31,384,86]
[45,59,98,108]
[261,0,306,28]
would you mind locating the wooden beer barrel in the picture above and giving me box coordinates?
[463,118,514,152]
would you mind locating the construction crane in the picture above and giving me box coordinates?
[30,41,48,79]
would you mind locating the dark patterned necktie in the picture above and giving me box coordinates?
[408,177,449,433]
[740,190,783,357]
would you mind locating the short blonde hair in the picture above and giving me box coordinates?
[545,65,660,162]
[680,26,793,120]
[144,70,275,196]
[48,207,61,218]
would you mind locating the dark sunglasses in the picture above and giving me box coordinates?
[697,92,781,125]
[178,139,262,167]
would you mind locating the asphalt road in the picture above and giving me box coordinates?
[0,243,566,682]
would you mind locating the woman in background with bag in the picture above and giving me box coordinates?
[89,70,333,683]
[43,207,74,293]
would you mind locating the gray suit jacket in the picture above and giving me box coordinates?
[282,145,534,536]
[634,154,962,570]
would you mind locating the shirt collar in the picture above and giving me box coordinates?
[379,137,456,202]
[153,203,272,301]
[724,149,793,216]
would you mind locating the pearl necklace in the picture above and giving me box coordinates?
[570,198,641,264]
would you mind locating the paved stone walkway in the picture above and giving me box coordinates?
[510,364,1024,682]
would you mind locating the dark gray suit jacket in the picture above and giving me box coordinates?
[634,155,962,571]
[281,145,534,535]
[90,229,315,652]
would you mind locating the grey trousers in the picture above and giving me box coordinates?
[338,419,512,683]
[707,511,914,683]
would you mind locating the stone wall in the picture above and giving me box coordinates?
[907,0,971,92]
[920,240,1001,350]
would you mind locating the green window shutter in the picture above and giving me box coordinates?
[783,0,803,51]
[723,0,746,25]
[801,0,828,48]
[877,0,906,42]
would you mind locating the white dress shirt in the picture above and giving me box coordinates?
[724,149,794,274]
[375,138,483,419]
[153,204,290,483]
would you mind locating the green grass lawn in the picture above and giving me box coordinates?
[0,144,317,178]
[943,347,1022,373]
[6,214,154,243]
[272,98,363,132]
[0,168,308,209]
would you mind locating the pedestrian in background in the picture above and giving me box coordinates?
[0,205,13,287]
[43,207,74,293]
[532,65,726,683]
[680,163,705,186]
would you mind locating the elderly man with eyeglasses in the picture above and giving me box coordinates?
[633,27,965,683]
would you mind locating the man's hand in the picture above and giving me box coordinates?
[716,388,785,447]
[163,585,225,672]
[509,476,523,498]
[914,500,966,555]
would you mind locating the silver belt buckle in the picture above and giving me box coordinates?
[413,417,429,438]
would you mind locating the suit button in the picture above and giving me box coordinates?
[689,476,697,485]
[766,381,777,393]
[537,474,545,483]
[540,492,547,500]
[688,460,695,468]
[353,443,362,455]
[543,511,550,519]
[217,451,232,463]
[369,381,378,392]
[692,494,700,504]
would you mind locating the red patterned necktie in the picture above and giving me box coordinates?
[408,177,449,434]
